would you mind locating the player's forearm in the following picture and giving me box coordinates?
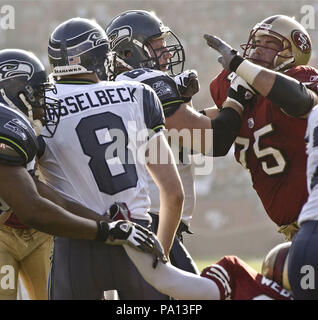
[209,102,242,157]
[124,245,220,300]
[157,191,183,255]
[235,58,317,117]
[36,179,106,222]
[20,196,98,240]
[165,105,213,154]
[199,106,220,120]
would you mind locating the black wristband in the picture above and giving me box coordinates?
[199,109,207,116]
[96,220,110,241]
[229,54,245,72]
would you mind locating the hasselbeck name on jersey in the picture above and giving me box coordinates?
[50,81,138,119]
[39,79,165,220]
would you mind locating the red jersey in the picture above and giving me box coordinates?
[201,255,294,300]
[210,66,318,226]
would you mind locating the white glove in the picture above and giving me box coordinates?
[98,220,168,265]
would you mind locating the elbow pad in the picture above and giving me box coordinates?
[211,108,241,157]
[267,74,315,117]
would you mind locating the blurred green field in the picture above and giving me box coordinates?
[195,258,263,273]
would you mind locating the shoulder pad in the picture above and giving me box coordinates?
[117,69,183,117]
[0,105,38,166]
[284,65,318,92]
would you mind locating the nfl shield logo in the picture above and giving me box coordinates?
[248,118,254,128]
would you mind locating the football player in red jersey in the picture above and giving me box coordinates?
[202,15,318,240]
[124,241,294,300]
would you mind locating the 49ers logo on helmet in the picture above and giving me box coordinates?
[291,30,311,54]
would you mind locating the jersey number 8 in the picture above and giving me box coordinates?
[76,111,138,195]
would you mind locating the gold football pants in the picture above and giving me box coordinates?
[0,224,52,300]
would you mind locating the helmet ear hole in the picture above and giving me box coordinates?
[124,50,132,58]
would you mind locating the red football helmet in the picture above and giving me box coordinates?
[241,15,312,71]
[261,242,291,290]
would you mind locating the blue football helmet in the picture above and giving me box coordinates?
[0,49,60,137]
[48,17,110,80]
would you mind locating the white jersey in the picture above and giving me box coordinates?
[298,105,318,224]
[117,69,196,226]
[147,161,196,226]
[38,79,165,221]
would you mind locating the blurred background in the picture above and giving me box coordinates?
[1,0,317,274]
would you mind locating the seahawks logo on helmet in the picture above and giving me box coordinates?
[0,60,34,81]
[88,31,108,47]
[108,26,132,50]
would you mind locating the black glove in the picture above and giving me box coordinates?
[174,70,200,103]
[204,34,244,72]
[97,220,168,265]
[227,73,256,110]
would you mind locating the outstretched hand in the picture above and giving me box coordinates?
[204,34,240,71]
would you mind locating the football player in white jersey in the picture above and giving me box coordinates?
[106,11,249,280]
[288,104,318,299]
[0,49,161,300]
[38,17,183,299]
[106,10,203,278]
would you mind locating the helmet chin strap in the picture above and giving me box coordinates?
[18,93,43,136]
[0,88,20,112]
[274,57,295,71]
[0,89,43,136]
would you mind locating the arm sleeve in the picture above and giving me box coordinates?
[267,73,316,117]
[211,107,242,156]
[124,245,220,300]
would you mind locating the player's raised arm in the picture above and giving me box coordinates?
[204,25,318,118]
